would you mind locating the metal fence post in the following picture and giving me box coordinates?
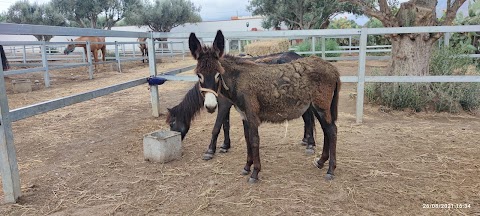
[225,39,230,54]
[22,45,27,64]
[115,41,122,72]
[132,43,136,57]
[356,28,368,124]
[86,41,93,79]
[169,41,173,59]
[321,36,326,59]
[121,44,126,57]
[41,42,50,87]
[148,35,160,117]
[0,66,21,203]
[81,48,86,63]
[238,39,242,53]
[349,36,352,54]
[311,37,316,56]
[182,41,186,60]
[444,32,451,47]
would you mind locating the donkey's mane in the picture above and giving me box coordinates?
[166,82,204,124]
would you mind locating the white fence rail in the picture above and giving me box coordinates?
[1,40,187,85]
[0,23,480,204]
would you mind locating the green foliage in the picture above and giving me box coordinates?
[248,0,362,30]
[451,0,480,68]
[364,18,390,46]
[366,46,480,113]
[51,0,102,28]
[328,17,359,46]
[0,13,6,22]
[294,39,341,58]
[328,17,359,29]
[125,0,201,32]
[51,0,141,29]
[6,1,66,41]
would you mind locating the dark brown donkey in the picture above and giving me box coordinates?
[138,37,148,63]
[189,30,341,183]
[167,52,317,160]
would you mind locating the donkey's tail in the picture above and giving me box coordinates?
[331,78,341,122]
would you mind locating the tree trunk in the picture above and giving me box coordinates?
[388,33,436,76]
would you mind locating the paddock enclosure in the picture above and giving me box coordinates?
[0,24,479,215]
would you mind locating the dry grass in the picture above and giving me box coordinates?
[0,59,479,215]
[244,39,290,56]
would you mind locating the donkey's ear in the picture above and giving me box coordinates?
[213,30,225,58]
[189,32,202,60]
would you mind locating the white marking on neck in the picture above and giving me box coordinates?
[204,93,218,109]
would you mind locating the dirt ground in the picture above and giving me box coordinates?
[0,57,479,215]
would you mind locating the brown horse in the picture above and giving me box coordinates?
[138,38,148,63]
[1,45,9,71]
[64,36,106,71]
[189,30,341,183]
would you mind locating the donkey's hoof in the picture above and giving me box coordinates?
[305,148,315,155]
[202,153,214,160]
[325,174,335,181]
[313,158,324,169]
[241,169,250,175]
[300,138,308,146]
[248,177,259,184]
[219,148,228,153]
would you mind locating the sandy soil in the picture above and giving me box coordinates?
[0,57,479,215]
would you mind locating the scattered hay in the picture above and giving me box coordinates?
[244,39,290,56]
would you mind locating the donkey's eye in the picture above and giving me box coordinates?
[197,74,204,83]
[215,73,220,82]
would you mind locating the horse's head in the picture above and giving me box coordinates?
[64,39,75,55]
[166,108,189,140]
[189,30,226,113]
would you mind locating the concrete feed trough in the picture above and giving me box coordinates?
[143,130,182,163]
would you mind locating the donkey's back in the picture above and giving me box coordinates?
[228,55,340,123]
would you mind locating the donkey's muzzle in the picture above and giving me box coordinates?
[204,92,218,113]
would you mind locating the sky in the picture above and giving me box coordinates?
[0,0,470,24]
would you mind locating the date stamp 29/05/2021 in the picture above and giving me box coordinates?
[422,203,472,209]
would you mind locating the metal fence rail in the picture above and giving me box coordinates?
[1,23,480,204]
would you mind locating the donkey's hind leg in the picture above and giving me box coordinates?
[302,108,316,155]
[312,107,337,181]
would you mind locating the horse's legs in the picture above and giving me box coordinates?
[203,98,231,160]
[241,120,253,176]
[302,108,316,155]
[219,101,232,153]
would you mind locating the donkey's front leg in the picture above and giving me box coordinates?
[248,121,261,183]
[203,98,232,160]
[203,110,226,160]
